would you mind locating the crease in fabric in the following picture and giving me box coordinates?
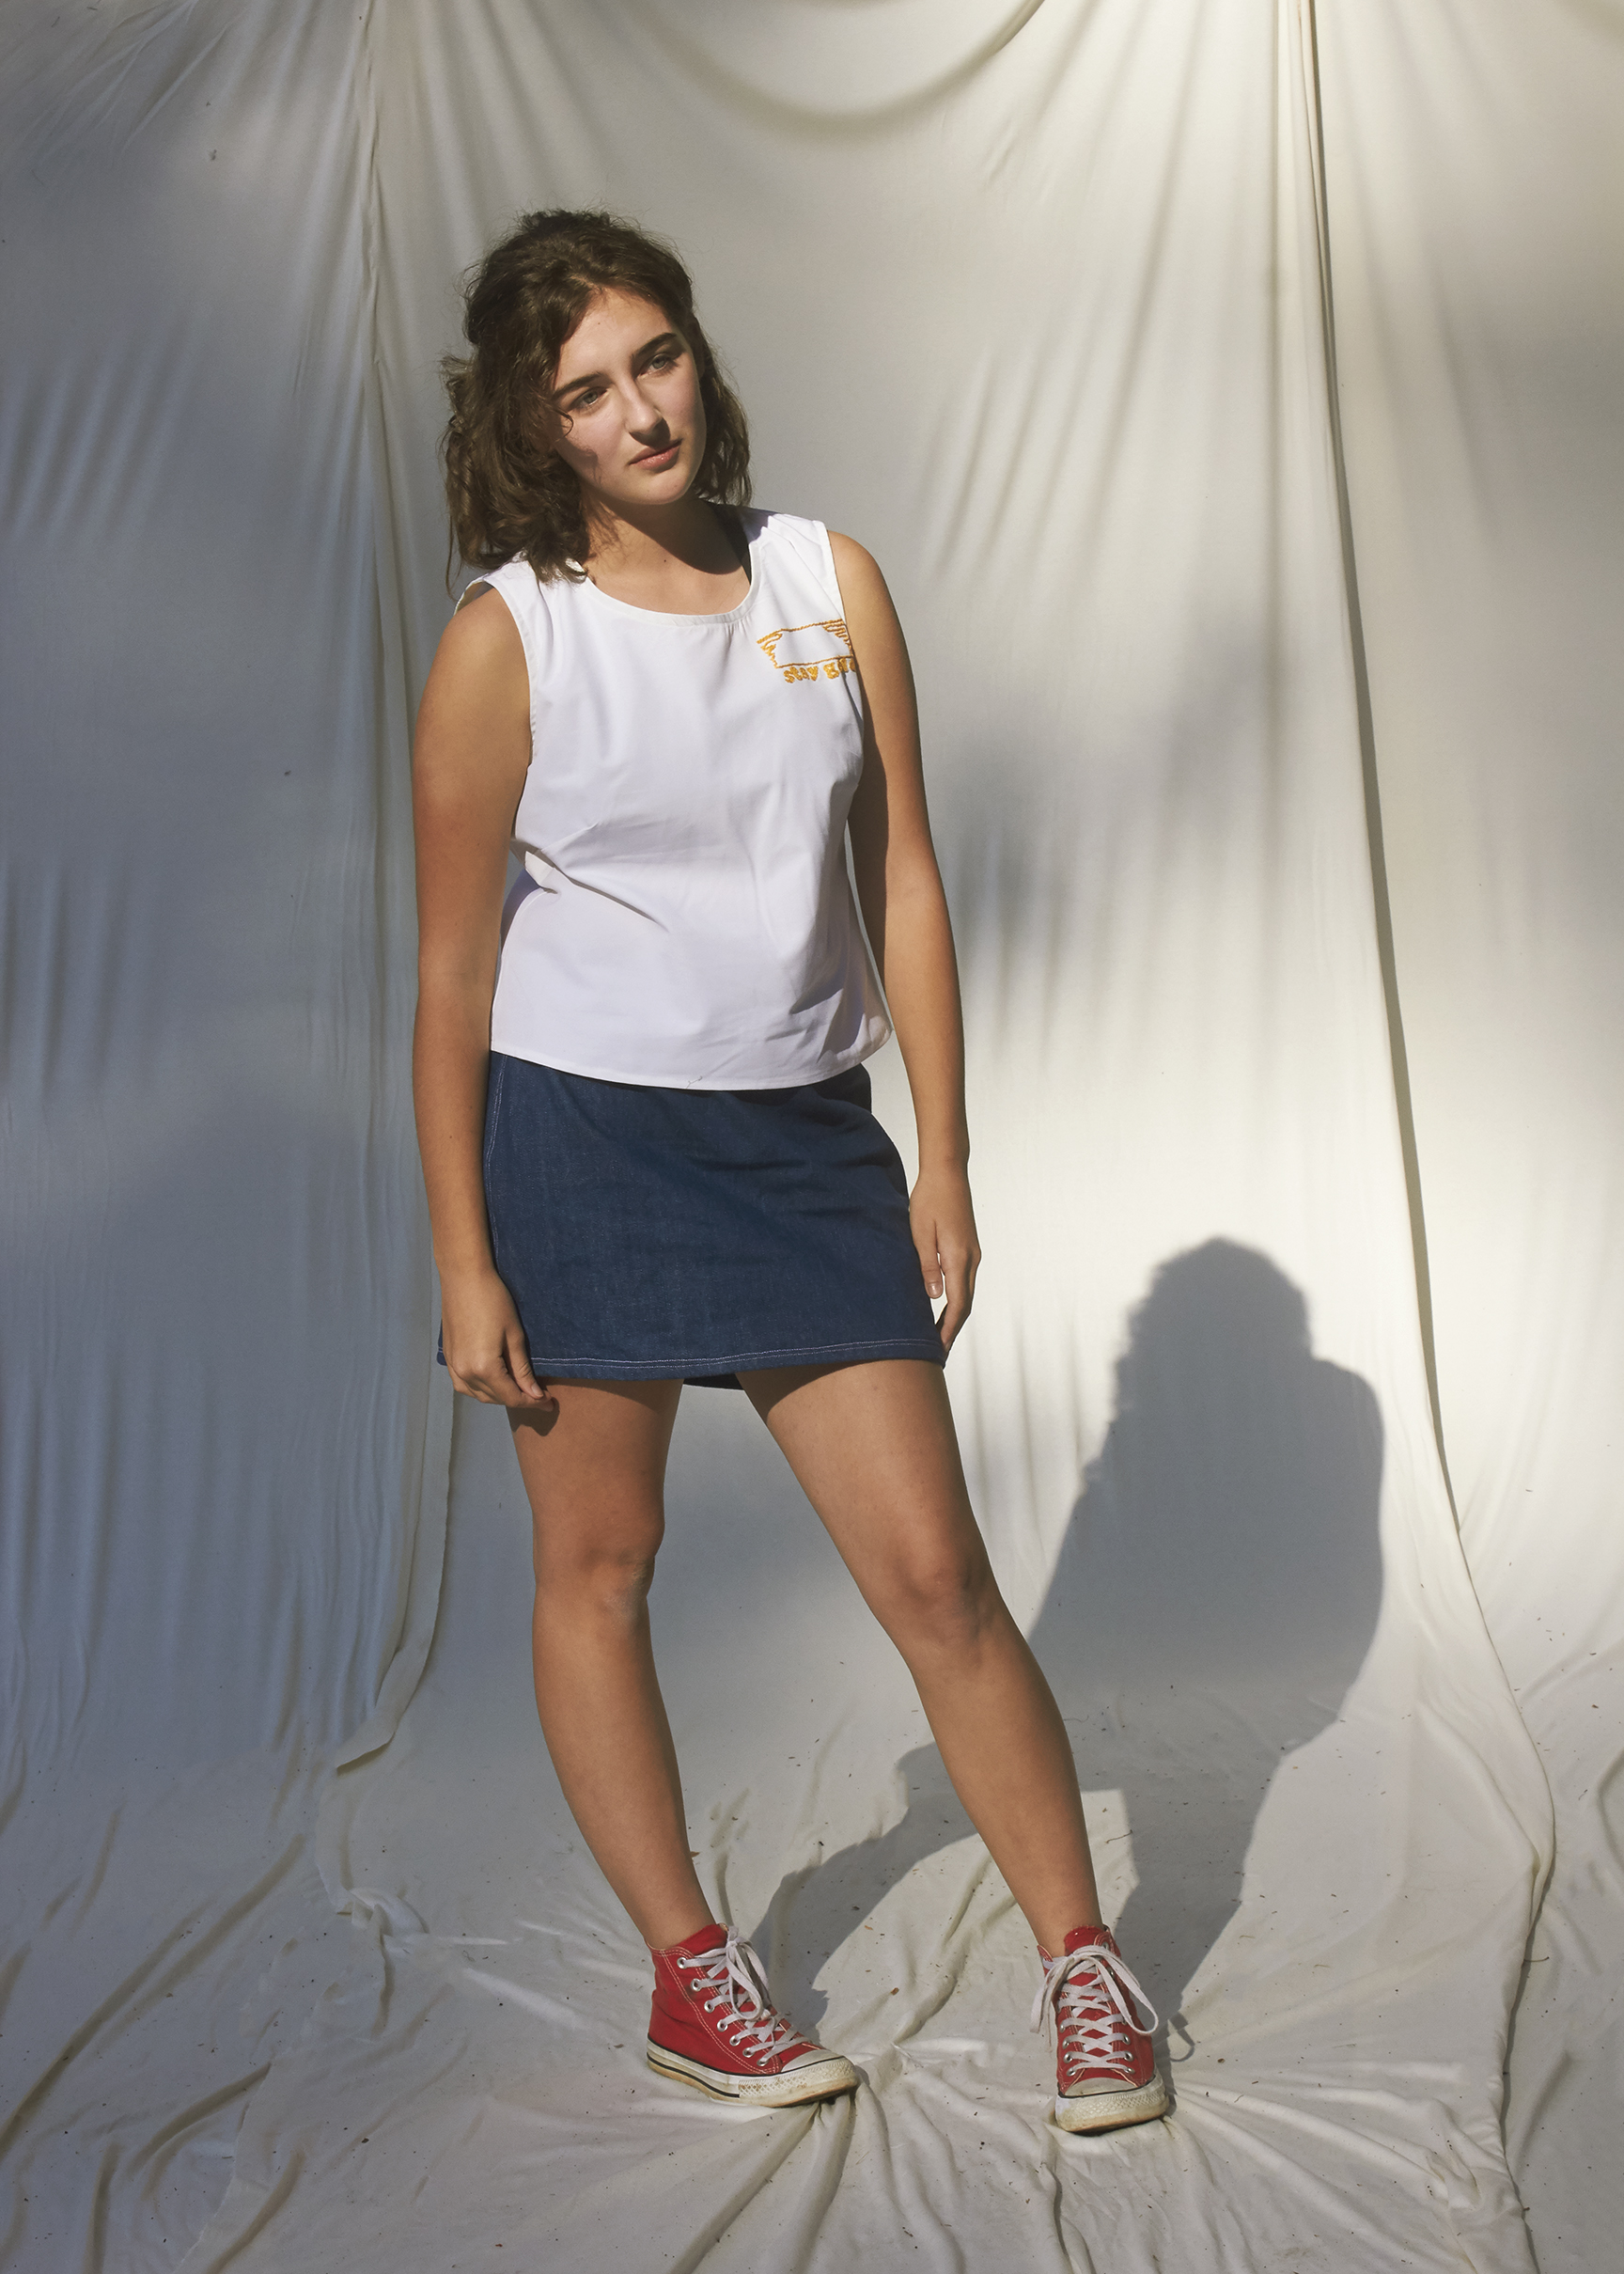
[1294,0,1455,1527]
[307,0,458,1922]
[618,0,1053,137]
[1295,0,1557,2250]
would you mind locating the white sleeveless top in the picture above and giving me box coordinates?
[477,508,892,1090]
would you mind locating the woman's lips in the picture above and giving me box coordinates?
[631,443,679,470]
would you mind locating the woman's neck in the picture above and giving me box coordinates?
[578,491,749,616]
[581,490,737,578]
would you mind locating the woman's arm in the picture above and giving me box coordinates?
[833,533,981,1352]
[412,588,552,1407]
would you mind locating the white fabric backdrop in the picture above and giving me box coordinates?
[1320,8,1624,2261]
[2,3,1617,2268]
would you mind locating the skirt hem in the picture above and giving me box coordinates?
[536,1336,945,1380]
[435,1335,945,1383]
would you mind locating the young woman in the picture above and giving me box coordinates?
[413,210,1166,2134]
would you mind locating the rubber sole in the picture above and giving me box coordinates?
[1053,2073,1170,2133]
[646,2038,859,2107]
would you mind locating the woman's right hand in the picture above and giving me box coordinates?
[440,1267,556,1410]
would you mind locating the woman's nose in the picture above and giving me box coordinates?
[623,381,664,433]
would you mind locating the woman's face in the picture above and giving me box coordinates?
[544,289,707,512]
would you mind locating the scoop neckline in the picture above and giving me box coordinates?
[571,510,760,628]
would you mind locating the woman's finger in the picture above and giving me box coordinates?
[506,1326,554,1406]
[914,1218,945,1299]
[935,1242,979,1352]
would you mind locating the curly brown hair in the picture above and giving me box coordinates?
[441,210,752,586]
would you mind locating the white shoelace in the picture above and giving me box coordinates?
[679,1930,803,2067]
[1030,1940,1159,2083]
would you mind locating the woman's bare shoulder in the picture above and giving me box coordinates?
[442,580,522,655]
[826,532,905,660]
[827,529,883,586]
[424,582,526,701]
[416,582,529,777]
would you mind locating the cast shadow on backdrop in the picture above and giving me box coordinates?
[752,1240,1384,2058]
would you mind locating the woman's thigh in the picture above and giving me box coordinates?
[738,1359,994,1628]
[509,1378,683,1576]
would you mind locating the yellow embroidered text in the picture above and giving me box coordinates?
[757,620,856,685]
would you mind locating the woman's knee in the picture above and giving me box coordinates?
[873,1542,1001,1655]
[532,1507,665,1620]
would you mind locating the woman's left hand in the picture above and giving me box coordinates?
[911,1166,981,1354]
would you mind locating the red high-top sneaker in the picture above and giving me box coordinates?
[646,1924,859,2108]
[1032,1925,1169,2132]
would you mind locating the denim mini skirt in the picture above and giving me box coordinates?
[460,1053,945,1388]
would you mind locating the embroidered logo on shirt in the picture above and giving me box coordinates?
[757,619,857,684]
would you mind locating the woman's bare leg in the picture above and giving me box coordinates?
[740,1359,1101,1953]
[509,1378,713,1950]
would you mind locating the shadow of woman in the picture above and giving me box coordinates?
[753,1240,1384,2048]
[1029,1238,1384,2050]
